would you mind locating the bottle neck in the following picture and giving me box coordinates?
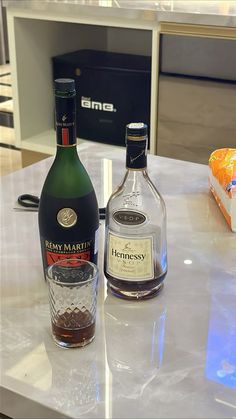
[124,168,148,184]
[55,143,78,160]
[55,92,76,146]
[126,138,147,170]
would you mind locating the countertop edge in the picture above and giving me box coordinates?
[3,1,236,28]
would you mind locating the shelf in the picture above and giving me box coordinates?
[6,13,155,156]
[21,129,121,156]
[21,130,56,155]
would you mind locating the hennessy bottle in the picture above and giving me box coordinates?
[104,122,167,300]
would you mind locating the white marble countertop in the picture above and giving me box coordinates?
[3,0,236,27]
[1,143,236,419]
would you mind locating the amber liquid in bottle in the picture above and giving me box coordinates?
[105,265,166,300]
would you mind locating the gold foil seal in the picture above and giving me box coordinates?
[57,208,77,228]
[127,135,146,141]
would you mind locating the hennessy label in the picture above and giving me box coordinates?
[107,232,153,281]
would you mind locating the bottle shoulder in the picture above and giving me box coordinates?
[107,170,166,212]
[41,155,94,198]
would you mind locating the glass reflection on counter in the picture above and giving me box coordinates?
[44,339,100,415]
[104,295,166,398]
[205,291,236,390]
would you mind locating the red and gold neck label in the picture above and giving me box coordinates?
[55,95,76,146]
[61,128,69,146]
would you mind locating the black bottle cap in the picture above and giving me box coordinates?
[126,122,148,140]
[54,78,75,92]
[126,122,147,169]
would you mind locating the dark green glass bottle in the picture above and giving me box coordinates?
[38,79,99,276]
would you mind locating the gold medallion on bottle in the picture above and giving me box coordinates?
[57,208,77,228]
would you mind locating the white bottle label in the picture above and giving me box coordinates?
[107,232,154,281]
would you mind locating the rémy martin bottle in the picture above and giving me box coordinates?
[38,78,99,275]
[104,122,167,300]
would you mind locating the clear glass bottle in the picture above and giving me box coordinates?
[104,122,167,300]
[38,79,99,277]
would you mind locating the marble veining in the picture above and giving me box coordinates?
[3,0,236,15]
[1,143,236,418]
[3,0,236,27]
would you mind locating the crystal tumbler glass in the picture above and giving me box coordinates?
[47,258,99,348]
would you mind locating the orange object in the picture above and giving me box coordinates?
[209,148,236,232]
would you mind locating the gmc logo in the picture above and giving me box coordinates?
[81,97,116,112]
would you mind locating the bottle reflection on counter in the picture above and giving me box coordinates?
[205,285,236,390]
[104,295,166,397]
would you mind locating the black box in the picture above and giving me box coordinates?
[52,49,151,147]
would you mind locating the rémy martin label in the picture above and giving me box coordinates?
[107,232,154,281]
[45,239,92,265]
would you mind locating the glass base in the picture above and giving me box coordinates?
[52,333,95,349]
[107,281,164,301]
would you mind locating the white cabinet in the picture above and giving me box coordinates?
[7,10,157,155]
[6,3,236,161]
